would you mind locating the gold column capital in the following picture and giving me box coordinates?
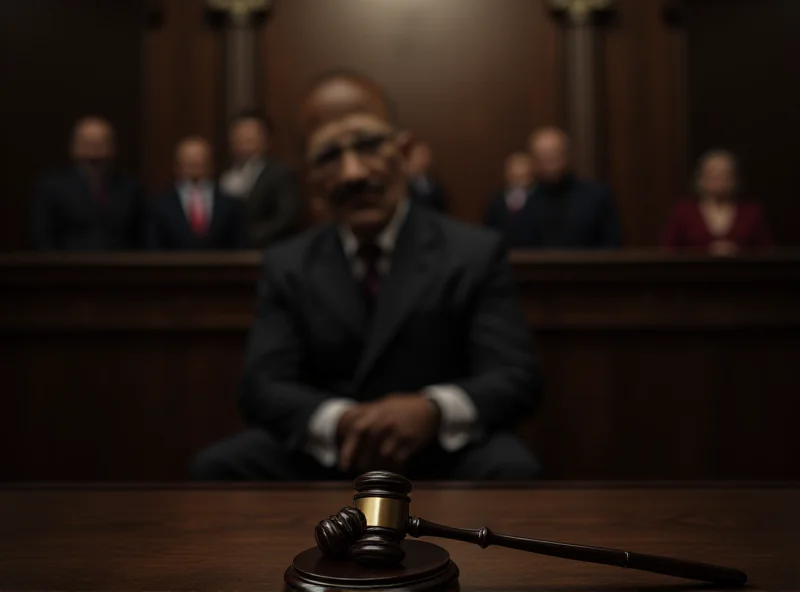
[549,0,615,25]
[206,0,272,26]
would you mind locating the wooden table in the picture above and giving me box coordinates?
[1,484,797,591]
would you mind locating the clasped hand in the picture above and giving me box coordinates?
[336,393,440,473]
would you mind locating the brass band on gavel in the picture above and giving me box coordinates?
[353,496,409,532]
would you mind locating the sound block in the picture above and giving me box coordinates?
[284,540,459,591]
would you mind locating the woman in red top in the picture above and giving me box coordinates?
[662,150,773,255]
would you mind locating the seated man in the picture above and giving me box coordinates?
[486,127,622,249]
[147,136,244,250]
[219,111,301,248]
[192,72,541,481]
[31,116,145,251]
[484,152,536,236]
[405,141,448,212]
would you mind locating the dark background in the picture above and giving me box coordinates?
[1,0,798,251]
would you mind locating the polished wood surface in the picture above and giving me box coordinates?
[0,485,797,591]
[1,251,799,481]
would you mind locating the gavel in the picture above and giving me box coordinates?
[315,471,747,587]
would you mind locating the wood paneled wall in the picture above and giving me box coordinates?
[263,0,562,223]
[3,0,799,250]
[2,252,799,481]
[602,0,688,247]
[142,0,224,195]
[686,0,800,246]
[0,0,144,251]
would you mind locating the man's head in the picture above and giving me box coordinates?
[229,112,270,165]
[175,136,213,184]
[696,150,738,199]
[504,152,534,190]
[70,116,116,177]
[299,71,411,240]
[528,127,571,184]
[405,141,433,178]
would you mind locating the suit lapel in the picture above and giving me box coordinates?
[353,206,441,388]
[206,189,223,243]
[166,189,195,245]
[72,168,103,220]
[307,227,367,338]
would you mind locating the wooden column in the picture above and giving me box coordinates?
[550,0,615,179]
[207,0,272,122]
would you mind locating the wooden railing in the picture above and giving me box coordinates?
[2,251,799,480]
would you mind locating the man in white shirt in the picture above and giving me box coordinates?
[219,111,300,248]
[147,136,244,250]
[191,72,540,480]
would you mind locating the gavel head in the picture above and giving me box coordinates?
[315,471,412,566]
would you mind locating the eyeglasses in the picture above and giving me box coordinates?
[307,132,395,173]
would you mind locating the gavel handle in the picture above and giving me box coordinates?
[407,517,747,587]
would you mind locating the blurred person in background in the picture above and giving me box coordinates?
[490,127,621,249]
[191,71,540,481]
[405,140,448,212]
[219,111,300,248]
[147,136,244,250]
[662,150,773,255]
[31,116,145,250]
[484,152,536,241]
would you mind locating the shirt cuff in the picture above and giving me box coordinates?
[423,385,481,452]
[306,398,357,467]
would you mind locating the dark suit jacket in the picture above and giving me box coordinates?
[245,159,301,248]
[147,186,245,250]
[31,167,145,250]
[484,176,622,249]
[238,204,540,450]
[408,178,447,212]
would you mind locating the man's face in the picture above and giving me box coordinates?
[531,133,569,184]
[306,112,406,239]
[505,155,534,189]
[71,120,115,174]
[176,141,212,184]
[405,144,432,176]
[230,119,266,163]
[700,156,735,197]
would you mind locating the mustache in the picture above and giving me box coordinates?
[331,179,387,206]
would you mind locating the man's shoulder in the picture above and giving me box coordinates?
[422,208,504,257]
[570,176,610,195]
[36,168,78,190]
[150,186,178,205]
[261,158,295,181]
[261,223,331,270]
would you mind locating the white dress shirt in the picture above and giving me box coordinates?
[177,180,214,223]
[219,157,266,199]
[305,199,480,467]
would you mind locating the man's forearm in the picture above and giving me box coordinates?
[238,374,338,451]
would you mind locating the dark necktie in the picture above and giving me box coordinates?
[357,242,383,313]
[91,179,108,207]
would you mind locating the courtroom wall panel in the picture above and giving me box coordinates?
[142,0,225,194]
[0,0,144,251]
[263,0,562,223]
[2,253,799,481]
[603,0,688,247]
[5,0,799,251]
[686,0,800,246]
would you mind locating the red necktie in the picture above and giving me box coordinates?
[357,242,382,313]
[188,187,208,235]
